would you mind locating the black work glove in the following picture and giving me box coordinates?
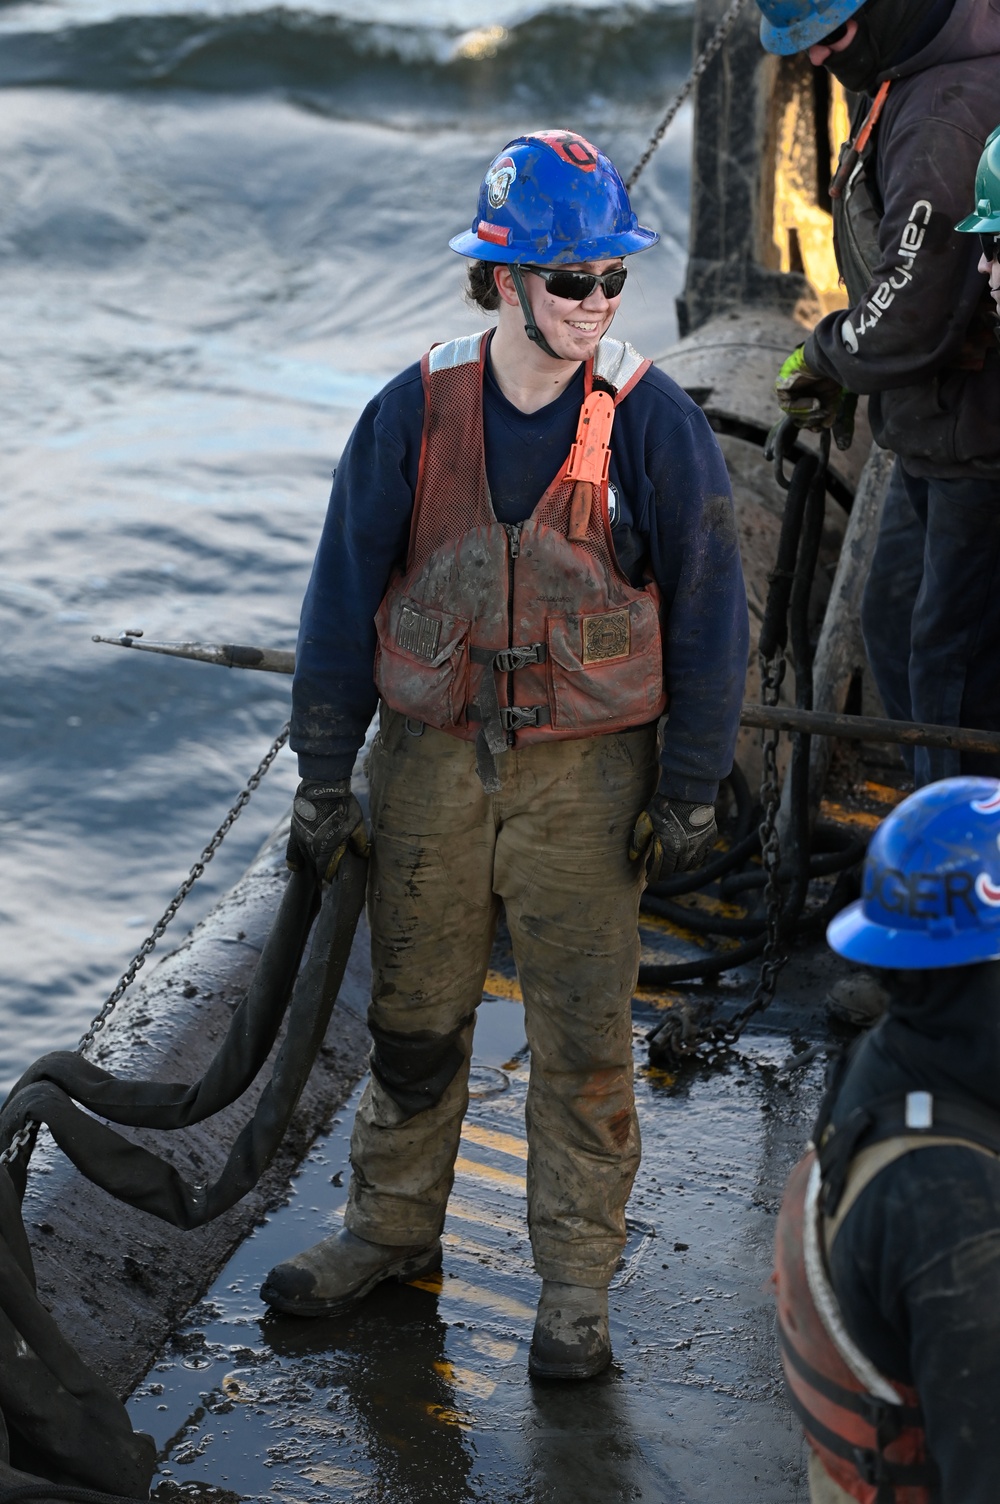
[629,795,718,883]
[286,779,369,884]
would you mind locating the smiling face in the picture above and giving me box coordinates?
[495,258,625,363]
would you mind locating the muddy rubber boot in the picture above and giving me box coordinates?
[260,1227,442,1317]
[826,971,891,1028]
[528,1281,611,1380]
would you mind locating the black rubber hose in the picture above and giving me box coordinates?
[636,446,845,987]
[638,932,768,985]
[720,838,867,893]
[758,452,815,661]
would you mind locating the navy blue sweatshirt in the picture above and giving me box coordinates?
[292,340,748,804]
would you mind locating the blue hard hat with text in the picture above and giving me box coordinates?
[827,778,1000,969]
[449,131,658,265]
[756,0,867,56]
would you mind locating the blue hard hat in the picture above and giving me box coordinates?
[449,131,658,265]
[756,0,866,55]
[827,778,1000,970]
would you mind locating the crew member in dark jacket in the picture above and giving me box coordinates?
[260,132,749,1380]
[774,776,1000,1503]
[756,0,1000,786]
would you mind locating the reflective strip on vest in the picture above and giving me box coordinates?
[374,330,667,755]
[774,1151,937,1504]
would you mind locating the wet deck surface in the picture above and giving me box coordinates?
[128,986,848,1500]
[128,778,908,1502]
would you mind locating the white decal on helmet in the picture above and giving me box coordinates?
[486,157,517,209]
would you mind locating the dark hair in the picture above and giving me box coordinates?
[466,260,502,313]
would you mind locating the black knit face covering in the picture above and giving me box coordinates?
[823,0,949,92]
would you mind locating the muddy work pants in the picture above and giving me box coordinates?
[344,707,658,1288]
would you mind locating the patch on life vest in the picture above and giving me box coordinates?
[396,605,441,662]
[582,610,630,663]
[486,156,516,209]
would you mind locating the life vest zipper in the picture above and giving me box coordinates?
[503,522,522,746]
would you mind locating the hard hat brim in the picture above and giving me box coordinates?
[827,899,1000,970]
[758,1,863,56]
[955,210,1000,234]
[448,227,659,263]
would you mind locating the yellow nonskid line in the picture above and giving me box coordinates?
[461,1122,528,1161]
[468,1331,520,1362]
[482,969,523,1002]
[410,1272,536,1323]
[446,1195,526,1235]
[454,1155,526,1194]
[433,1360,498,1401]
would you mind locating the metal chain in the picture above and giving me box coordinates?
[0,722,290,1169]
[626,0,750,191]
[705,651,789,1054]
[648,651,788,1068]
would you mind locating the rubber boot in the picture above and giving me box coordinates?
[260,1226,442,1317]
[826,970,891,1027]
[528,1281,611,1380]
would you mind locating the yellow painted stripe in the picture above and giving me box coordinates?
[862,781,907,807]
[820,799,882,831]
[442,1230,531,1271]
[454,1155,526,1194]
[425,1404,474,1429]
[433,1361,497,1401]
[447,1195,525,1235]
[482,969,523,1002]
[468,1331,520,1362]
[410,1272,535,1322]
[461,1123,528,1161]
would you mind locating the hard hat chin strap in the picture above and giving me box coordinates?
[509,265,563,362]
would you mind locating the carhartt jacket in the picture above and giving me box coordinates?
[804,0,1000,478]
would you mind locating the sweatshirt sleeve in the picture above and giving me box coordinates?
[804,112,988,392]
[290,370,422,781]
[644,405,749,804]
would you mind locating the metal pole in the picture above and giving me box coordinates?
[93,633,1000,758]
[741,704,1000,757]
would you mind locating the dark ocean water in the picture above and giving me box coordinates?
[0,0,694,1090]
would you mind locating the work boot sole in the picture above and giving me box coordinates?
[262,1240,442,1318]
[528,1343,612,1381]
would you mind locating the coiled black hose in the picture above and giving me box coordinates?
[637,431,867,985]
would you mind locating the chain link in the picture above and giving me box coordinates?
[649,650,789,1068]
[0,722,290,1170]
[626,0,750,191]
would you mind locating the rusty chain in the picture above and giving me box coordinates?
[0,722,290,1170]
[626,0,750,191]
[649,651,789,1067]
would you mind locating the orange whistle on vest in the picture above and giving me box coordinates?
[566,390,615,540]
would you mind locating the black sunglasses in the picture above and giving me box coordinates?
[980,233,1000,262]
[523,265,628,301]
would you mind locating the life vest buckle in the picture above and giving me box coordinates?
[492,643,546,674]
[499,705,548,733]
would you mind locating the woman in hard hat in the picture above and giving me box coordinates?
[261,131,748,1380]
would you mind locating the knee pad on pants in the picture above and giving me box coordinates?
[367,1010,474,1120]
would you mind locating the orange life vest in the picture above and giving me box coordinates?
[373,331,667,788]
[774,1151,936,1504]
